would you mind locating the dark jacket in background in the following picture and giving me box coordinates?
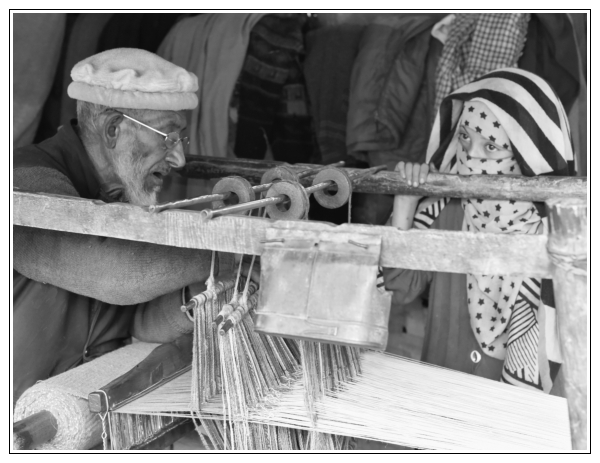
[346,14,445,159]
[13,13,66,148]
[518,13,580,114]
[304,25,365,165]
[234,14,312,164]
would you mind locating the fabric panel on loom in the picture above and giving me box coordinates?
[304,24,365,165]
[234,13,312,164]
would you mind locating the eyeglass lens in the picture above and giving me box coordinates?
[165,132,190,149]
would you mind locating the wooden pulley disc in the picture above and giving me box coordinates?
[260,166,299,185]
[312,167,353,209]
[265,180,310,221]
[211,176,256,211]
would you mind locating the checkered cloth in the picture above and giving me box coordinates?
[433,13,530,116]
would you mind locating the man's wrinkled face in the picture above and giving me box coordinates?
[113,111,187,206]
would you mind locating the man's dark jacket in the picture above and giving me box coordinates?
[13,121,212,402]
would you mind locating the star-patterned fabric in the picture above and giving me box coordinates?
[456,102,544,379]
[412,71,574,392]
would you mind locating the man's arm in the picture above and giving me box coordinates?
[14,166,213,305]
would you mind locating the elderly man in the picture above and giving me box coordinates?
[13,49,222,402]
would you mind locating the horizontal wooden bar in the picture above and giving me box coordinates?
[181,155,586,202]
[88,335,193,414]
[13,190,552,278]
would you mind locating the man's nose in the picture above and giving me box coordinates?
[166,144,186,169]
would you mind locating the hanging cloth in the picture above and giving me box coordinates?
[433,13,530,116]
[157,13,266,158]
[13,13,66,148]
[233,14,311,163]
[59,13,114,126]
[413,68,573,392]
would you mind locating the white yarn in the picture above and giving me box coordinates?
[115,350,571,450]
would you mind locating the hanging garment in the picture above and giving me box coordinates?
[270,58,313,165]
[96,13,184,54]
[433,13,530,116]
[349,36,444,227]
[569,13,587,82]
[410,68,572,392]
[346,14,445,155]
[59,13,114,127]
[32,13,81,144]
[367,34,444,171]
[158,13,266,158]
[13,13,66,148]
[518,13,580,115]
[233,14,311,164]
[304,25,365,165]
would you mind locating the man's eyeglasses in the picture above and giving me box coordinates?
[114,110,189,150]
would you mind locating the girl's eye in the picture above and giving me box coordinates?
[486,144,498,152]
[459,132,469,141]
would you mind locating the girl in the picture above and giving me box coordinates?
[385,68,573,394]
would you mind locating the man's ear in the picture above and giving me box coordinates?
[102,111,124,149]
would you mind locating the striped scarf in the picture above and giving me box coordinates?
[414,68,573,392]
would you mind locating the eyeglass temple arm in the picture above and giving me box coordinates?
[120,113,168,137]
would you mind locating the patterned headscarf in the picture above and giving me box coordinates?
[414,68,573,392]
[427,67,573,176]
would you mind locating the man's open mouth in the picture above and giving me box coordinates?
[147,171,166,191]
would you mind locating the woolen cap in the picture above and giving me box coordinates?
[67,48,199,111]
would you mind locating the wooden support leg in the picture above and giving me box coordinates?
[546,198,588,450]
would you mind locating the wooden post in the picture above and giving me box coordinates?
[546,198,588,450]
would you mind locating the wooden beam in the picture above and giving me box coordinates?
[13,410,58,450]
[13,190,552,278]
[181,155,587,202]
[547,198,588,450]
[88,335,193,414]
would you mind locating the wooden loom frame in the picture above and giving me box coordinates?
[12,159,588,450]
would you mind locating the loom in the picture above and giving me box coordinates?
[13,156,588,450]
